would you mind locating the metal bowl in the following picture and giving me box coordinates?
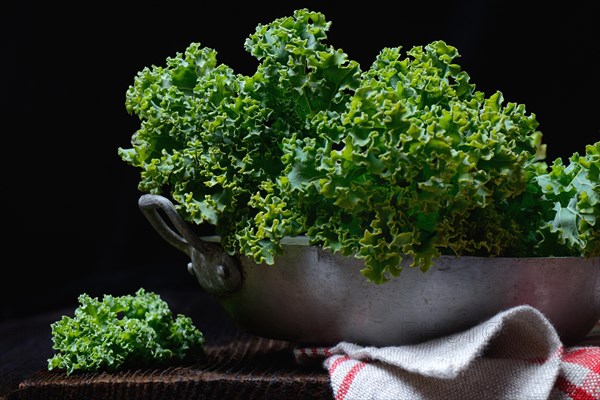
[139,194,600,346]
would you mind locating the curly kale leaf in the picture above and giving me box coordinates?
[245,9,360,119]
[119,43,275,243]
[314,42,544,281]
[120,9,361,259]
[536,142,600,256]
[48,289,204,374]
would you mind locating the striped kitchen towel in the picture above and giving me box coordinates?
[295,306,600,400]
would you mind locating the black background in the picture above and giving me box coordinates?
[6,1,598,320]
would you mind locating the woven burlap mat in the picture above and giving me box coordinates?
[15,336,330,400]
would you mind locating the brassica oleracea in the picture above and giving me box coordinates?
[119,9,599,283]
[48,289,204,374]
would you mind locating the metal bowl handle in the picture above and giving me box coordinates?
[138,194,242,295]
[138,194,193,257]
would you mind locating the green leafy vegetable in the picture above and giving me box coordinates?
[536,142,600,257]
[119,9,599,283]
[48,289,204,374]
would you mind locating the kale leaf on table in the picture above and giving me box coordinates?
[48,289,204,374]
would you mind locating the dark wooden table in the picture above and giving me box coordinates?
[2,288,599,400]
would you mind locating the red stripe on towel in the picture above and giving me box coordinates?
[562,348,600,373]
[329,355,351,375]
[555,375,597,400]
[335,362,366,400]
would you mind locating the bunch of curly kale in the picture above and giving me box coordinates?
[119,9,599,283]
[48,289,204,374]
